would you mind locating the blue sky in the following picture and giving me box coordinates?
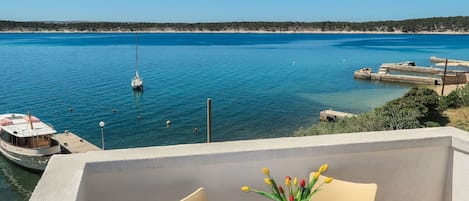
[1,0,468,22]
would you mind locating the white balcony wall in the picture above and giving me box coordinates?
[30,127,469,201]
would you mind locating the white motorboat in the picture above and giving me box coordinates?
[0,113,61,171]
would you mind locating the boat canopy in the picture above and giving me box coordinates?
[23,115,40,123]
[0,118,13,126]
[0,114,56,138]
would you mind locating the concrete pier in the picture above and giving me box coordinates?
[370,73,441,85]
[380,63,444,74]
[354,68,442,85]
[320,109,357,122]
[431,56,469,67]
[355,61,469,86]
[53,131,101,154]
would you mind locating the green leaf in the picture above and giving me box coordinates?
[302,188,310,199]
[307,178,318,189]
[252,189,283,201]
[270,176,281,195]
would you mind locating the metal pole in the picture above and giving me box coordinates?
[99,121,105,150]
[441,58,448,96]
[207,98,211,143]
[101,127,105,150]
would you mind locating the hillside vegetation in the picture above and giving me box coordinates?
[295,83,469,136]
[445,106,469,131]
[1,16,469,33]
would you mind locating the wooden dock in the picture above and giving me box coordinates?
[53,131,101,154]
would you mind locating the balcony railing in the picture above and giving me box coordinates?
[30,127,469,201]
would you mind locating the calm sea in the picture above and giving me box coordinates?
[1,33,469,200]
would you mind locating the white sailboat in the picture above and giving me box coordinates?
[131,33,143,91]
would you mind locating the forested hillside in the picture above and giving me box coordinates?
[1,16,468,33]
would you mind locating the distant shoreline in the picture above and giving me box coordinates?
[2,16,469,34]
[2,30,469,35]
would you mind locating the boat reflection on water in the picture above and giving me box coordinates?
[0,154,40,201]
[133,89,144,120]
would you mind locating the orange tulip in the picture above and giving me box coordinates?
[285,176,291,187]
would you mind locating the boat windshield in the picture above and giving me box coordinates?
[1,129,52,148]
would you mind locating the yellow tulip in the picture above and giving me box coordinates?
[313,172,320,180]
[262,167,270,176]
[241,186,251,192]
[293,177,298,186]
[325,177,333,184]
[318,164,329,173]
[264,178,273,185]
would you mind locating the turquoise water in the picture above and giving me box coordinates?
[1,33,469,200]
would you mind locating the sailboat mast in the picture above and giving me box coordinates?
[131,29,143,91]
[135,32,139,74]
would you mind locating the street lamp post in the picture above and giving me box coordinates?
[99,121,105,150]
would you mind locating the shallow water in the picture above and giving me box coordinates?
[1,33,469,200]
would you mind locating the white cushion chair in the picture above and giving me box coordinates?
[309,172,377,201]
[180,187,208,201]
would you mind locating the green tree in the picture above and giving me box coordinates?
[294,87,445,137]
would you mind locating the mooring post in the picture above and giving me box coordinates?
[441,58,448,96]
[207,98,212,143]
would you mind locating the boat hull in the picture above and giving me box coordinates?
[131,78,143,91]
[132,85,143,91]
[0,140,59,171]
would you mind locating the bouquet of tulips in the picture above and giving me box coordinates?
[241,164,333,201]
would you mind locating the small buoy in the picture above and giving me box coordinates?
[69,108,73,112]
[193,127,199,134]
[112,109,117,113]
[137,114,142,119]
[166,120,171,127]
